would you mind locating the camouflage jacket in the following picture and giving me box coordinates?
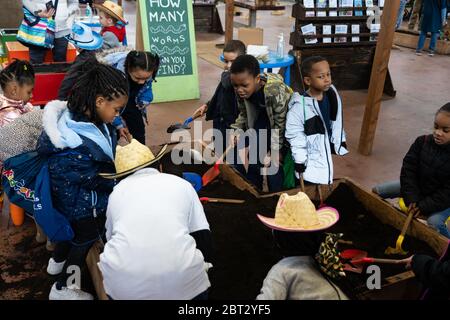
[231,73,293,151]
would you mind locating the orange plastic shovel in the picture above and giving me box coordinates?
[202,144,234,186]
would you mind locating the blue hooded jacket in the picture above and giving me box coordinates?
[99,50,154,127]
[37,100,117,221]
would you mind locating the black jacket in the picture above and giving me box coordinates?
[413,247,450,299]
[58,50,97,100]
[400,135,450,215]
[205,71,239,127]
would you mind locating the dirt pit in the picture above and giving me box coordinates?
[0,156,437,300]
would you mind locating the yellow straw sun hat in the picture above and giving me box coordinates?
[99,139,168,179]
[257,192,339,232]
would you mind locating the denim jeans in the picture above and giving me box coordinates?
[427,208,450,238]
[417,32,440,51]
[372,180,401,199]
[396,0,408,29]
[28,37,68,64]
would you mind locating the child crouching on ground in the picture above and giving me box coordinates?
[37,61,129,300]
[400,103,450,238]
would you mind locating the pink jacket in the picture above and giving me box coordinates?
[0,94,34,127]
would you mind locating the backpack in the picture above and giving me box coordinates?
[1,151,74,242]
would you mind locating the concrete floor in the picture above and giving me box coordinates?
[120,1,450,189]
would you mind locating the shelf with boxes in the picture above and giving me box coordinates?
[288,0,394,97]
[291,1,383,48]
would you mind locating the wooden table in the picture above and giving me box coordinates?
[233,1,285,28]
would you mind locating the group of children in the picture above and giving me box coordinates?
[0,7,450,298]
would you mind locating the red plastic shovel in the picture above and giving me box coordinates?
[340,249,404,273]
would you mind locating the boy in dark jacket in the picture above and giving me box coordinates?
[400,103,450,238]
[192,40,245,154]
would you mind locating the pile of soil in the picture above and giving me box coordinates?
[0,220,96,300]
[199,179,281,300]
[0,220,51,299]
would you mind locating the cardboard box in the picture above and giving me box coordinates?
[238,27,264,46]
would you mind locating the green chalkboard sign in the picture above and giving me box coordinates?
[139,0,199,103]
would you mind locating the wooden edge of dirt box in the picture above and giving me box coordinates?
[86,240,109,300]
[86,149,448,299]
[342,178,449,256]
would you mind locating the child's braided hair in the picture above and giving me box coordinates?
[67,60,129,123]
[0,59,35,90]
[125,50,160,81]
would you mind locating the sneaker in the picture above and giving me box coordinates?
[428,50,435,56]
[47,258,66,275]
[49,283,94,300]
[415,50,423,56]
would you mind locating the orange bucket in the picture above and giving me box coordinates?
[10,203,25,226]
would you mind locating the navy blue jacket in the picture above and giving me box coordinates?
[420,0,446,33]
[37,125,117,222]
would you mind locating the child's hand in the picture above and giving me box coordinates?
[408,203,421,218]
[38,8,55,18]
[193,104,208,118]
[118,128,132,143]
[295,163,306,174]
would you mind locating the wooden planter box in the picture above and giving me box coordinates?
[394,29,450,55]
[87,151,448,300]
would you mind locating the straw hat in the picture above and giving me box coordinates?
[94,0,127,24]
[257,192,339,232]
[99,139,168,179]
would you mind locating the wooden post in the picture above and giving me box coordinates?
[136,0,144,51]
[225,0,234,43]
[358,0,400,156]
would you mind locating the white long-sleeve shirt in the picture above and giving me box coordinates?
[22,0,79,38]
